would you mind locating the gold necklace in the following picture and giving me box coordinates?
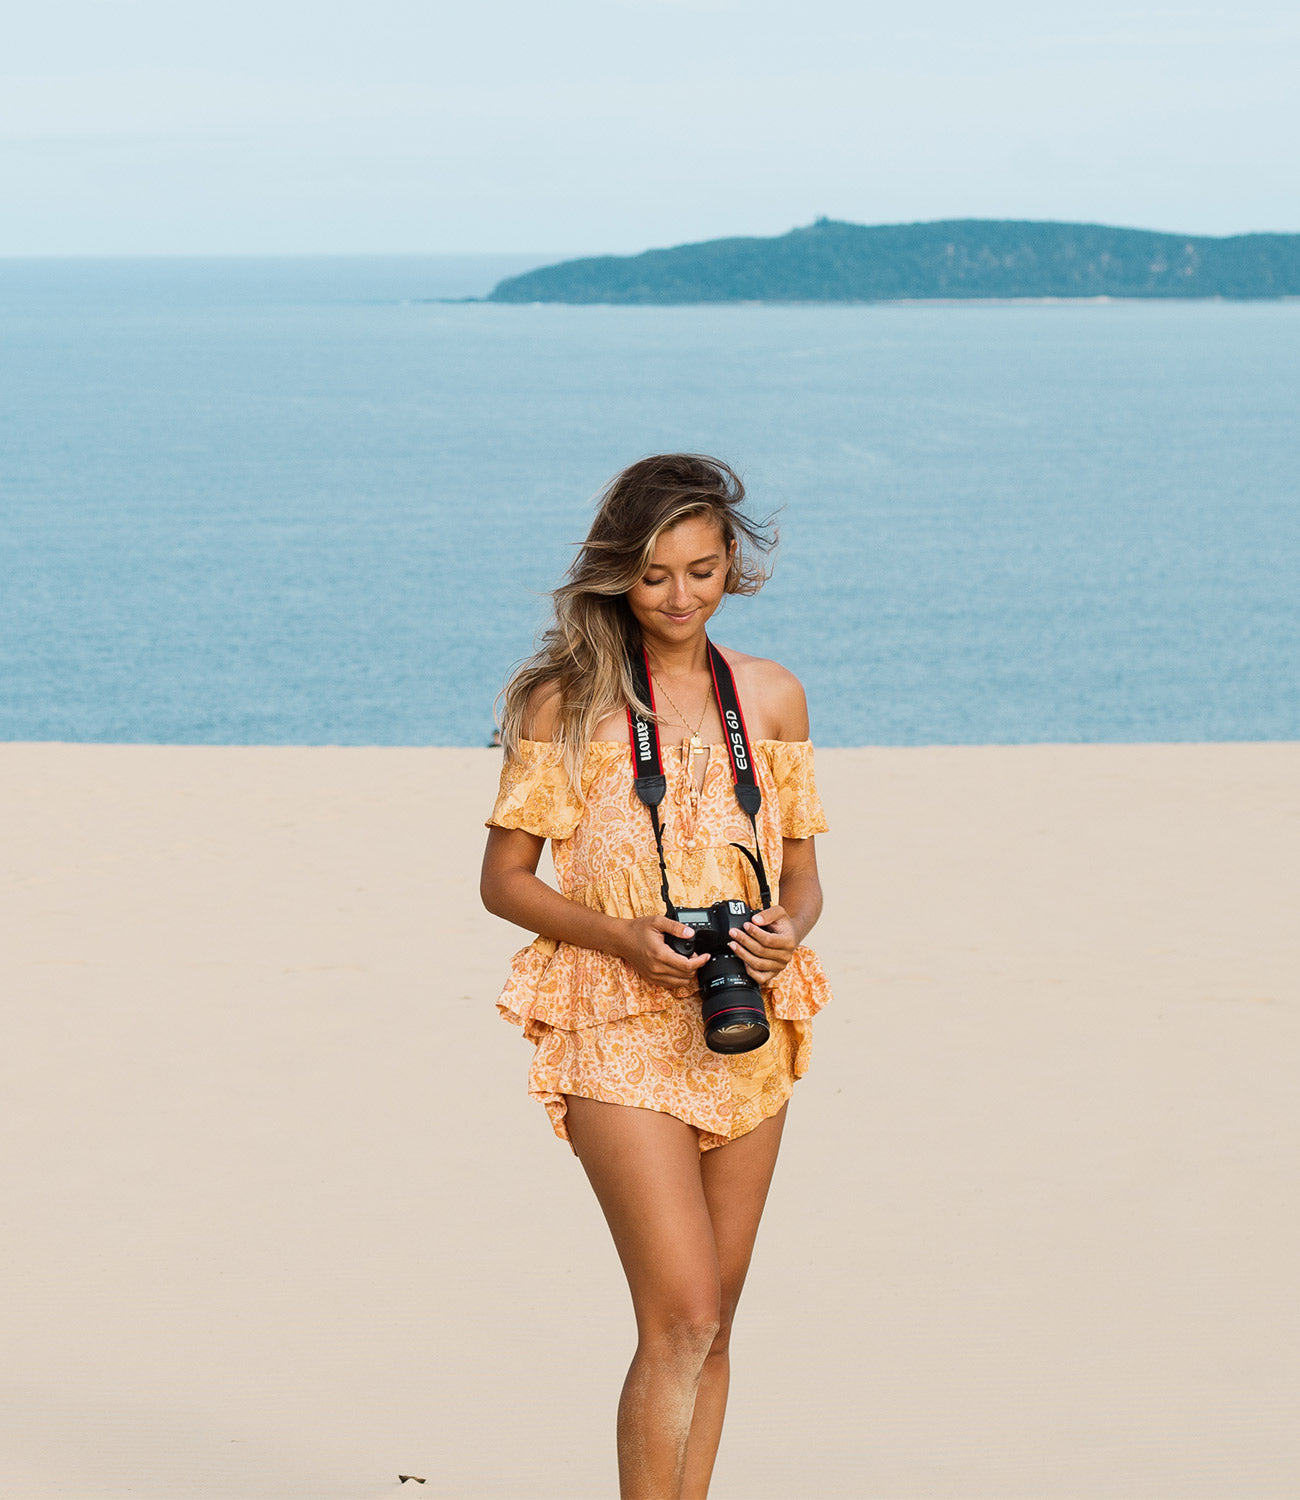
[652,673,709,755]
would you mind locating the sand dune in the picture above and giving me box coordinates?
[2,742,1297,1499]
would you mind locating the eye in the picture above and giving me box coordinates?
[691,570,716,580]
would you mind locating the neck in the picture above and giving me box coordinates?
[643,632,710,678]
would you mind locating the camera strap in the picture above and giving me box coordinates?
[627,640,773,916]
[626,650,677,920]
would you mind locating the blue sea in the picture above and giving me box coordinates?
[2,255,1297,746]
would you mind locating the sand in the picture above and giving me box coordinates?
[2,741,1297,1500]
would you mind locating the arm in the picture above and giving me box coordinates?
[480,824,626,960]
[480,818,709,996]
[726,665,825,983]
[772,835,824,945]
[728,833,823,984]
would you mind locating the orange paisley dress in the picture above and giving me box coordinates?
[487,735,833,1151]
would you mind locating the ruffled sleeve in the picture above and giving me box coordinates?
[763,741,829,839]
[766,943,833,1020]
[486,740,585,841]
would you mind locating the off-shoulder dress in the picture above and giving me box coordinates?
[487,735,833,1150]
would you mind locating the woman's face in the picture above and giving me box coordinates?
[625,513,734,649]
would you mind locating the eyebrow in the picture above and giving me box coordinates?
[645,552,723,571]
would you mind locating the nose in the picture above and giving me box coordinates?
[668,575,692,610]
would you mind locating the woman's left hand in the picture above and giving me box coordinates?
[729,906,799,985]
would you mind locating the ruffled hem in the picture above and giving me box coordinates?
[496,937,671,1033]
[521,1004,812,1152]
[496,935,833,1033]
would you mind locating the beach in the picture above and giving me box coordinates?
[3,740,1298,1499]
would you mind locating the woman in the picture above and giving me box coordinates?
[480,454,831,1500]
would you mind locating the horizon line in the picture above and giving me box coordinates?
[6,214,1300,263]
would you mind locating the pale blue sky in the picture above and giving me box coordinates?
[3,0,1297,256]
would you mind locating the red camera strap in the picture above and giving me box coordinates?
[627,640,772,915]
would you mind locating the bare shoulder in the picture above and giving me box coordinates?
[716,645,810,741]
[522,680,563,742]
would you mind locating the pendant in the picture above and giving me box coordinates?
[689,733,704,754]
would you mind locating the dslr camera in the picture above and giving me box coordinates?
[667,900,771,1054]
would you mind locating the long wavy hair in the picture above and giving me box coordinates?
[499,454,777,790]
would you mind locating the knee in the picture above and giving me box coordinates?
[644,1298,721,1365]
[706,1305,736,1360]
[668,1303,721,1361]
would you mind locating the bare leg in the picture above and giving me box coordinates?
[680,1105,788,1500]
[564,1096,722,1500]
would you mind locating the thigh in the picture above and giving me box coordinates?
[699,1104,788,1313]
[564,1096,721,1331]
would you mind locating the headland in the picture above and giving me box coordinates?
[486,217,1300,304]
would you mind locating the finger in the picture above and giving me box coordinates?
[741,956,784,977]
[651,915,698,942]
[739,959,780,986]
[736,921,780,944]
[731,928,789,957]
[661,949,708,975]
[731,940,787,972]
[649,929,697,960]
[744,919,795,947]
[731,941,778,968]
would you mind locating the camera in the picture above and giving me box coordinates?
[667,900,771,1054]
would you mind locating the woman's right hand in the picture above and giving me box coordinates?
[615,915,708,994]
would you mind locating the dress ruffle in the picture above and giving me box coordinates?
[497,937,669,1036]
[487,737,828,842]
[527,1003,813,1152]
[762,739,830,840]
[497,934,832,1035]
[764,942,834,1021]
[487,740,586,841]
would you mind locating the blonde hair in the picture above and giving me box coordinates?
[500,454,776,789]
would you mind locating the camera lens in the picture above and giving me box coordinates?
[699,952,769,1054]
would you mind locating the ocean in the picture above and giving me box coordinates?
[2,255,1297,746]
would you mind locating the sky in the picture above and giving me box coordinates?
[3,0,1297,257]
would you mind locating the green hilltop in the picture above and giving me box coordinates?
[486,218,1300,304]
